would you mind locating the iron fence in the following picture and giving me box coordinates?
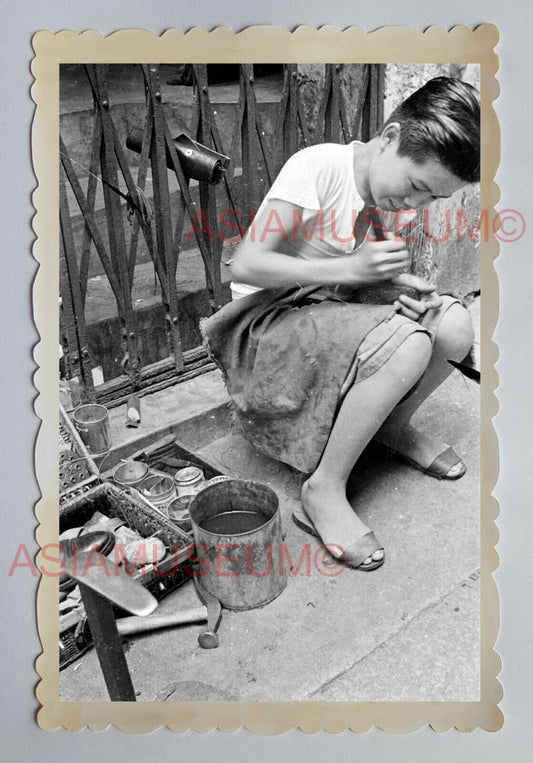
[59,63,384,405]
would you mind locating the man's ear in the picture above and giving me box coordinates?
[379,122,401,150]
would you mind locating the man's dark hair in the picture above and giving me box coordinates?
[381,77,480,183]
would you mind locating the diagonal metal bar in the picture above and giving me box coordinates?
[273,65,290,169]
[126,113,154,284]
[191,65,242,239]
[111,111,155,288]
[59,242,82,384]
[240,64,259,228]
[60,136,125,314]
[283,64,299,163]
[194,65,223,307]
[226,76,247,195]
[150,78,218,294]
[79,109,102,304]
[91,65,141,383]
[127,100,170,305]
[60,167,96,400]
[143,64,184,371]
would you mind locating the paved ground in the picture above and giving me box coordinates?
[60,306,480,702]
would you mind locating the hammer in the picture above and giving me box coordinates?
[116,584,222,649]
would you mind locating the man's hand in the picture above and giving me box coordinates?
[343,239,410,284]
[390,273,442,321]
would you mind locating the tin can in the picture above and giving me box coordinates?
[167,495,193,532]
[206,475,232,487]
[113,460,150,490]
[139,472,176,509]
[174,466,205,497]
[72,403,111,456]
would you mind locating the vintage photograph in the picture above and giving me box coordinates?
[33,26,500,731]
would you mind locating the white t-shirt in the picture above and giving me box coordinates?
[232,141,366,295]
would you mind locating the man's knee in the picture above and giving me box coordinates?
[434,303,474,361]
[392,330,432,383]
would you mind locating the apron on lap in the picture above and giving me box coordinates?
[201,286,393,473]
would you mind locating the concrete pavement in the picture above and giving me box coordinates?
[60,309,480,702]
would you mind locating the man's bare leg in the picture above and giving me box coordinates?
[302,331,432,565]
[377,303,474,477]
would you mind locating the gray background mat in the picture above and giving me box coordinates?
[1,0,530,759]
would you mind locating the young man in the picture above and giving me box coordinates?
[204,77,480,570]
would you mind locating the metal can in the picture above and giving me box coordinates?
[167,495,193,532]
[139,472,176,509]
[206,475,232,487]
[174,466,206,497]
[113,460,150,490]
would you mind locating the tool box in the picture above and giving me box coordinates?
[58,431,226,670]
[59,402,100,506]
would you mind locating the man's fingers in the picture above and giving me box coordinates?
[375,239,408,252]
[421,295,443,309]
[379,250,410,266]
[398,294,427,314]
[395,273,437,293]
[397,305,420,321]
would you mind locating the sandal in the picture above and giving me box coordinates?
[292,505,385,571]
[377,442,466,481]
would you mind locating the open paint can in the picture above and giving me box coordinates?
[72,403,111,456]
[189,479,287,610]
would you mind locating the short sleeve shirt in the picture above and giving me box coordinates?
[249,141,366,260]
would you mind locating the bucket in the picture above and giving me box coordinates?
[189,479,287,610]
[72,403,111,456]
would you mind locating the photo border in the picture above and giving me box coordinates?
[32,24,502,732]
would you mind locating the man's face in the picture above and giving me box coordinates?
[368,135,467,212]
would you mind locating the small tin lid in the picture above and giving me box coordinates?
[206,475,232,486]
[113,460,150,485]
[174,466,203,485]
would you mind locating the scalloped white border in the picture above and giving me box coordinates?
[31,24,502,733]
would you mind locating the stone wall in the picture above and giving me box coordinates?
[297,64,366,139]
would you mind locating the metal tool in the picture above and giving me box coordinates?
[116,605,208,636]
[63,550,223,700]
[63,550,158,701]
[194,582,222,649]
[448,359,480,383]
[115,586,221,649]
[113,576,222,647]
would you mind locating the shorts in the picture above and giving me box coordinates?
[341,295,461,395]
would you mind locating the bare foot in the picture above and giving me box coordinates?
[376,421,464,478]
[301,477,384,568]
